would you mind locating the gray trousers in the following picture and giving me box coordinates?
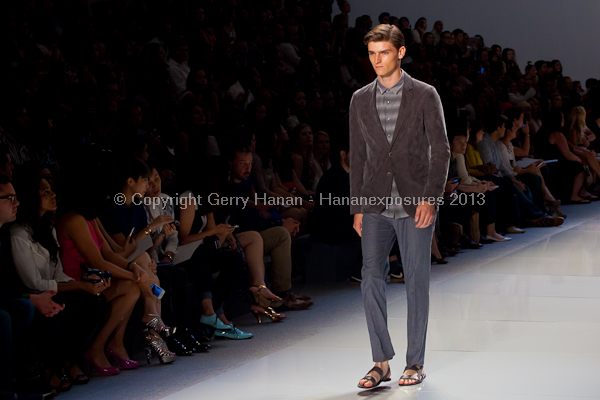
[361,213,434,366]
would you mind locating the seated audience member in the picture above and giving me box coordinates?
[226,146,313,310]
[64,161,176,366]
[153,163,256,336]
[249,129,309,223]
[141,166,213,349]
[585,107,600,153]
[535,110,594,204]
[0,145,14,181]
[450,121,510,241]
[508,77,536,105]
[276,123,316,198]
[498,115,564,216]
[466,121,524,233]
[229,144,301,234]
[568,106,600,184]
[56,175,148,374]
[11,168,109,388]
[478,116,563,227]
[311,131,332,192]
[176,103,219,165]
[0,175,64,399]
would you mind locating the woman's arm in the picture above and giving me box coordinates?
[59,214,136,280]
[177,203,214,245]
[291,154,304,186]
[455,154,475,185]
[552,132,582,162]
[11,233,64,292]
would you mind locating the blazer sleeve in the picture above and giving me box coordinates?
[349,93,367,215]
[422,87,451,201]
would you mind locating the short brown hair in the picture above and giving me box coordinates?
[363,24,405,49]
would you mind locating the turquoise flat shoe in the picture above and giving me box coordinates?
[214,325,253,340]
[200,314,231,331]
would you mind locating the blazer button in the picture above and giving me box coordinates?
[389,152,392,157]
[387,172,391,176]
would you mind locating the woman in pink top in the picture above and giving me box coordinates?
[57,178,163,376]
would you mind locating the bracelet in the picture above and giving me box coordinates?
[165,254,174,262]
[144,226,152,235]
[126,261,132,271]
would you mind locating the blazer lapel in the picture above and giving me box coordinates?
[391,72,414,148]
[367,79,389,146]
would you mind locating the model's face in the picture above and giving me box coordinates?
[146,168,161,198]
[368,41,404,79]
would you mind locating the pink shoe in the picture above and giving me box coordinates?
[84,352,121,376]
[106,346,140,370]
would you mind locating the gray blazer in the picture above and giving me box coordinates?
[349,72,450,217]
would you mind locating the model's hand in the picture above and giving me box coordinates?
[353,214,363,237]
[415,201,435,228]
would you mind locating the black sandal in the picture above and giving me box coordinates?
[398,365,426,386]
[357,365,391,389]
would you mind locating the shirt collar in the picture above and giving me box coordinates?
[377,70,404,95]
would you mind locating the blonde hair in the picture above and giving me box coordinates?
[363,24,405,49]
[568,106,587,146]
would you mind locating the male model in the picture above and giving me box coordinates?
[349,24,450,388]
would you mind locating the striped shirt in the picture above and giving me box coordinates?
[376,72,409,219]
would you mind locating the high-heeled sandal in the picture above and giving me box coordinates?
[250,285,286,323]
[46,368,72,393]
[145,314,192,356]
[252,305,286,323]
[66,361,89,384]
[106,346,139,370]
[144,329,177,364]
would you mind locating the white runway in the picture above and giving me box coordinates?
[62,204,600,400]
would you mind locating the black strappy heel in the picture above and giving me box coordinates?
[357,365,391,389]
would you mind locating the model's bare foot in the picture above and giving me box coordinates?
[398,366,424,386]
[358,361,389,388]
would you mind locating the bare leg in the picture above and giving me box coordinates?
[236,231,280,301]
[572,172,589,201]
[431,235,442,259]
[85,279,141,368]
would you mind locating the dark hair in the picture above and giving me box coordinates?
[422,32,433,45]
[114,158,151,191]
[363,24,405,49]
[13,167,58,264]
[0,175,10,186]
[226,142,252,162]
[484,115,507,133]
[468,120,484,146]
[504,106,523,125]
[378,12,390,22]
[525,64,535,74]
[542,110,564,133]
[446,117,468,142]
[0,144,10,170]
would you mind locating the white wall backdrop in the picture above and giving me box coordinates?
[346,0,600,86]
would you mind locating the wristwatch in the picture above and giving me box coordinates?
[165,254,174,262]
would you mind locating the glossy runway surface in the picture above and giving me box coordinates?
[63,203,600,400]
